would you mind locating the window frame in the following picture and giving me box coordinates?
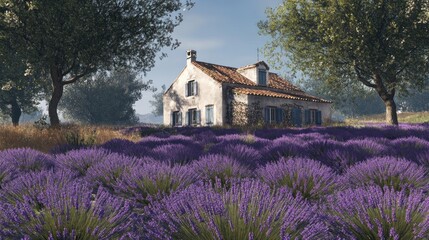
[205,105,214,125]
[188,108,201,125]
[258,69,267,86]
[172,111,182,126]
[186,80,198,97]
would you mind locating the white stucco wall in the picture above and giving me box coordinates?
[163,63,224,126]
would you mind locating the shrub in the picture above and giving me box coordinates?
[145,179,330,240]
[326,186,429,239]
[209,143,262,169]
[261,138,304,163]
[0,169,75,207]
[151,143,202,165]
[116,162,197,206]
[192,154,252,187]
[257,157,338,200]
[85,154,151,192]
[55,148,112,177]
[0,182,135,239]
[0,148,55,187]
[341,157,429,193]
[390,137,429,161]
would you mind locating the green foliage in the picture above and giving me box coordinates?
[60,69,152,125]
[0,38,44,125]
[259,0,429,124]
[0,0,194,126]
[150,85,166,117]
[64,129,96,147]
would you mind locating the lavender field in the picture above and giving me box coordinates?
[1,124,429,239]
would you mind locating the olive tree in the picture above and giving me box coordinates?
[259,0,429,125]
[0,0,194,126]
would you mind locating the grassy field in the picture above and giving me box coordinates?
[345,111,429,125]
[1,111,428,152]
[0,124,140,152]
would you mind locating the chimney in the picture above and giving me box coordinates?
[187,50,196,65]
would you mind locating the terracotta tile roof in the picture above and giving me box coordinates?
[192,61,332,103]
[232,88,332,103]
[192,61,256,85]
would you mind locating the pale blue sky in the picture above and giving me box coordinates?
[135,0,282,114]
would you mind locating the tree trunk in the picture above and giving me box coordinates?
[384,98,398,125]
[10,98,21,127]
[48,66,64,127]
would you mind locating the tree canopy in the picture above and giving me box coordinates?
[60,69,152,125]
[149,84,165,117]
[0,39,44,125]
[259,0,429,125]
[0,0,194,126]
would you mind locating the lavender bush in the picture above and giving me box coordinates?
[0,169,75,207]
[341,157,429,192]
[151,143,202,165]
[145,179,330,240]
[257,157,338,200]
[0,148,55,187]
[0,182,134,239]
[116,162,197,206]
[327,186,429,239]
[192,154,252,187]
[208,143,262,169]
[55,148,113,177]
[85,154,151,192]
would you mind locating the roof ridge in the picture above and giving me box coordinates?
[194,61,238,70]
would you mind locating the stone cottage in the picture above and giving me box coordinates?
[163,50,332,127]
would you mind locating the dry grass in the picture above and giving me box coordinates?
[0,124,141,153]
[344,111,429,125]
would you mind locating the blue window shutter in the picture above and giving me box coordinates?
[281,109,286,123]
[170,112,174,126]
[185,82,189,97]
[263,107,269,123]
[316,110,322,125]
[196,110,201,124]
[304,109,310,125]
[194,81,198,96]
[275,108,282,123]
[292,108,302,127]
[178,112,182,126]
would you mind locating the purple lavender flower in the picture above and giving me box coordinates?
[261,138,304,163]
[85,154,151,192]
[0,148,55,187]
[0,169,75,206]
[192,154,252,187]
[390,137,429,161]
[257,157,338,200]
[99,138,136,154]
[341,157,429,192]
[115,162,197,206]
[0,182,134,239]
[145,179,330,239]
[55,148,113,177]
[326,186,429,239]
[151,143,202,165]
[209,143,262,169]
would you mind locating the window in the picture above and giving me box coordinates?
[264,106,283,124]
[258,69,267,86]
[171,111,182,126]
[305,109,321,125]
[185,80,198,96]
[186,108,201,125]
[205,105,214,125]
